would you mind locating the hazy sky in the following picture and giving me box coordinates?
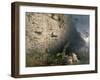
[70,15,90,46]
[71,15,89,38]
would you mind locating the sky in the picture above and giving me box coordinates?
[71,15,89,36]
[70,15,90,46]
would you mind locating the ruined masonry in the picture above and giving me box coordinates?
[26,13,71,54]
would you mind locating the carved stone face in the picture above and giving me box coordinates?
[26,13,71,54]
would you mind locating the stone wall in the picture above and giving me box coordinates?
[26,13,71,54]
